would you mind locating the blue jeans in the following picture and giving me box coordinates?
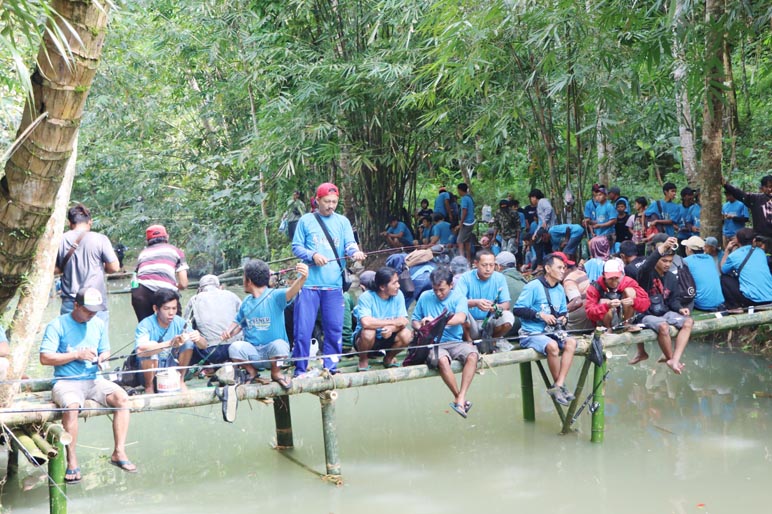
[293,288,344,375]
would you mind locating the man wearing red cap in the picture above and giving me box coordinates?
[291,183,366,376]
[131,224,189,321]
[585,259,649,329]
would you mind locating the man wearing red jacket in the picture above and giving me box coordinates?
[585,259,650,329]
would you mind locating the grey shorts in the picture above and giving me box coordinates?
[641,311,687,331]
[457,224,474,243]
[468,310,515,339]
[52,378,123,408]
[228,339,290,366]
[426,341,479,368]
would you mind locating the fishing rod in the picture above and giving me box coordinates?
[569,369,610,426]
[272,244,425,274]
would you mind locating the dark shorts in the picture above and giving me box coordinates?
[457,224,474,243]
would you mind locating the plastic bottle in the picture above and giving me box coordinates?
[130,272,138,289]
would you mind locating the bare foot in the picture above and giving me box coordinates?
[629,352,649,365]
[666,359,684,374]
[657,356,668,363]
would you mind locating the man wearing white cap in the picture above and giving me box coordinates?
[183,274,242,367]
[40,287,136,482]
[683,236,725,311]
[585,259,650,329]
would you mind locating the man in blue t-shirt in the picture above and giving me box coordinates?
[223,259,308,389]
[455,183,476,261]
[683,236,725,311]
[135,289,203,393]
[588,187,617,237]
[429,213,454,246]
[353,266,411,370]
[720,228,772,308]
[382,217,415,248]
[412,267,477,418]
[513,254,578,406]
[548,223,585,259]
[434,186,452,223]
[292,182,367,377]
[41,287,136,481]
[721,190,749,246]
[456,250,514,340]
[645,182,684,237]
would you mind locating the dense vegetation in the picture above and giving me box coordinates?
[2,0,772,274]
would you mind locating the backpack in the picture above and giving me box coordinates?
[116,351,142,389]
[403,309,452,366]
[671,260,697,305]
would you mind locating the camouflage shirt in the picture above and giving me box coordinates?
[493,210,520,240]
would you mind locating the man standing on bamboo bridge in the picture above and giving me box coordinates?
[56,204,120,323]
[40,287,136,483]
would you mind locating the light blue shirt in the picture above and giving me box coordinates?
[431,221,454,244]
[41,314,109,380]
[722,200,749,237]
[135,314,188,350]
[645,200,684,237]
[412,289,469,343]
[460,194,475,225]
[292,212,358,288]
[434,191,450,217]
[678,204,701,238]
[722,246,772,303]
[235,288,289,345]
[456,270,511,320]
[387,222,413,246]
[353,290,407,341]
[684,254,724,310]
[592,201,617,236]
[514,279,568,334]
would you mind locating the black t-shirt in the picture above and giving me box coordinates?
[615,214,632,242]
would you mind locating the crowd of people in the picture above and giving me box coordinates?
[4,175,772,483]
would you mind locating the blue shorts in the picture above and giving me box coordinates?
[520,334,564,355]
[137,340,195,367]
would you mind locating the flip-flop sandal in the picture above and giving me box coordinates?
[65,467,82,484]
[382,361,400,368]
[275,376,293,391]
[214,385,238,423]
[109,459,138,473]
[357,366,371,372]
[449,402,468,419]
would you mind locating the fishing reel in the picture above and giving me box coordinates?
[543,321,568,343]
[588,401,601,414]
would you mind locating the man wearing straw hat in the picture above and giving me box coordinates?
[40,287,136,482]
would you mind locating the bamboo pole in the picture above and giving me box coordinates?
[11,430,47,465]
[7,445,19,476]
[519,362,535,422]
[44,423,72,446]
[0,143,77,409]
[30,431,57,459]
[46,432,66,514]
[319,391,341,477]
[561,358,592,435]
[273,395,293,449]
[591,360,607,444]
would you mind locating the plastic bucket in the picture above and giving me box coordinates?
[156,369,180,393]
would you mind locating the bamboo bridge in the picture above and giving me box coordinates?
[1,308,768,514]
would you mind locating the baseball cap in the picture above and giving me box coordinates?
[596,186,608,195]
[146,224,168,240]
[316,182,339,199]
[650,233,669,244]
[198,274,220,292]
[683,235,705,250]
[551,251,575,266]
[603,259,625,278]
[495,251,517,268]
[591,183,601,192]
[705,236,719,247]
[75,287,105,312]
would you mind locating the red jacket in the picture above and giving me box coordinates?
[585,275,651,323]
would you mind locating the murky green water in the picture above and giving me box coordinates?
[2,287,771,513]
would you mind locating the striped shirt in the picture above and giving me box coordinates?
[136,243,189,292]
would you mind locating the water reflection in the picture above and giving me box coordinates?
[2,292,771,513]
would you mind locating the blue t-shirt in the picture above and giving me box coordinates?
[549,224,584,248]
[353,290,407,341]
[41,314,109,380]
[292,212,358,288]
[135,314,188,351]
[434,191,450,217]
[387,222,414,246]
[456,270,511,320]
[431,221,454,244]
[460,195,475,225]
[591,201,617,236]
[722,200,749,237]
[584,258,605,283]
[645,200,684,237]
[678,204,701,239]
[584,199,597,221]
[412,289,469,343]
[684,254,724,310]
[721,246,772,303]
[235,288,289,346]
[514,279,568,334]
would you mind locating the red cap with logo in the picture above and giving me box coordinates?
[316,182,340,199]
[551,251,575,266]
[146,224,168,240]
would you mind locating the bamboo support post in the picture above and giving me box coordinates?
[519,362,535,421]
[7,445,19,476]
[44,423,73,447]
[47,434,66,514]
[30,431,57,459]
[535,361,565,424]
[11,429,47,465]
[561,359,592,434]
[319,391,341,478]
[591,361,607,444]
[273,395,293,449]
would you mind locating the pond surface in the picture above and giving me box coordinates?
[2,287,771,513]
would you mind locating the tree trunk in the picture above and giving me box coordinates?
[0,0,110,311]
[723,36,739,172]
[700,0,725,241]
[673,0,698,185]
